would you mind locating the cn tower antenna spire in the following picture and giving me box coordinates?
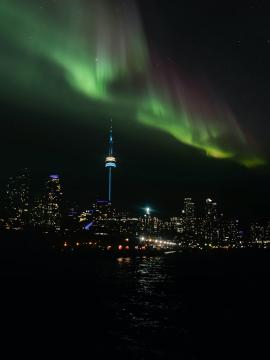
[105,119,116,203]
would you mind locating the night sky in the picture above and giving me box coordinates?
[1,0,270,220]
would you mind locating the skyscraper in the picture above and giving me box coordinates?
[30,195,46,229]
[5,169,30,230]
[183,198,195,220]
[204,198,219,244]
[105,121,117,203]
[182,198,196,246]
[44,175,63,231]
[205,198,217,220]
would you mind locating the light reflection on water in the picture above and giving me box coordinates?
[106,256,187,356]
[116,257,132,264]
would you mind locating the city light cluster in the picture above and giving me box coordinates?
[0,169,269,253]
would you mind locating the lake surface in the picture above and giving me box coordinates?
[1,251,269,359]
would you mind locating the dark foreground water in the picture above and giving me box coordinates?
[0,250,269,359]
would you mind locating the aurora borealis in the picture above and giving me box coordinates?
[0,0,148,102]
[138,69,265,167]
[0,0,266,168]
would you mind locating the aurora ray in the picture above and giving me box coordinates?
[0,0,148,102]
[0,0,265,167]
[138,67,265,167]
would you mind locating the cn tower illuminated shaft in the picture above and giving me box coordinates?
[105,121,116,203]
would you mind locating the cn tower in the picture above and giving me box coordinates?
[105,120,116,203]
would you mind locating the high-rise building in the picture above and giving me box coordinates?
[141,207,159,234]
[170,217,185,234]
[265,221,270,241]
[5,169,30,230]
[30,196,46,228]
[183,198,195,220]
[205,198,217,220]
[250,222,265,244]
[204,198,219,244]
[64,204,80,233]
[221,219,240,245]
[105,121,117,203]
[44,175,63,231]
[180,198,196,246]
[92,200,115,220]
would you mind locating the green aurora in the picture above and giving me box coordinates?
[0,0,265,167]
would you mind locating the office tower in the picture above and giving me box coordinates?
[205,198,217,220]
[44,174,63,231]
[183,198,195,220]
[5,169,30,230]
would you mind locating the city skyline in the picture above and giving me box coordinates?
[1,166,269,233]
[0,128,269,223]
[0,158,269,225]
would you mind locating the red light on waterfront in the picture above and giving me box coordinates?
[125,246,130,250]
[118,245,123,250]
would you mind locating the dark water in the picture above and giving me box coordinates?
[1,251,270,359]
[97,254,270,359]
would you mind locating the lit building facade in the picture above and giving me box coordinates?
[250,222,265,244]
[183,198,195,219]
[42,175,63,231]
[5,169,30,230]
[30,196,46,228]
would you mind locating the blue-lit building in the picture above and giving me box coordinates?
[105,121,117,203]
